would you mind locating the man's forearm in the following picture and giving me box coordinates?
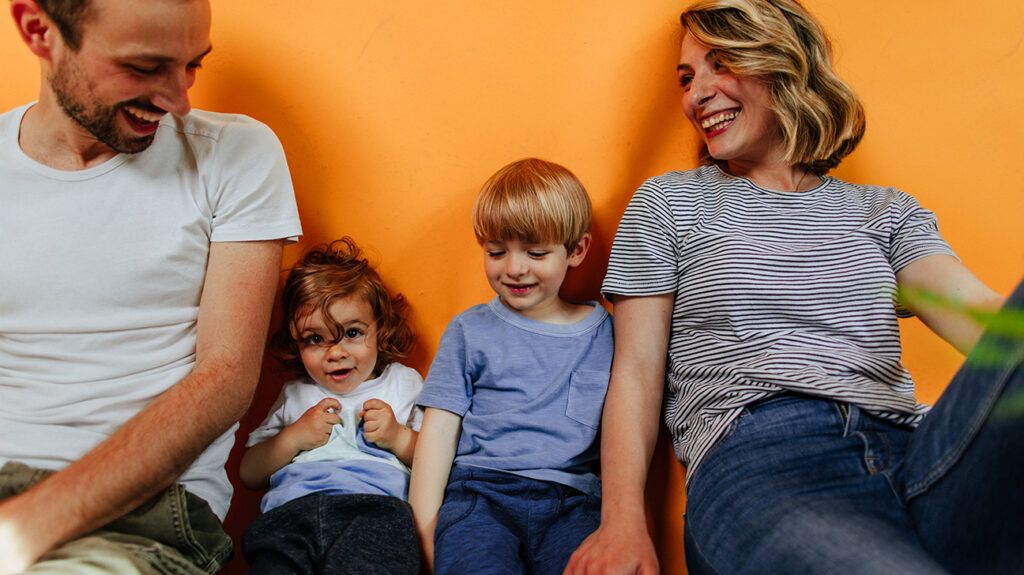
[0,240,282,567]
[2,356,261,546]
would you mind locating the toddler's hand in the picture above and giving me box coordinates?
[285,397,341,451]
[360,399,402,450]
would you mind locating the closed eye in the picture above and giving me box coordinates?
[128,64,161,75]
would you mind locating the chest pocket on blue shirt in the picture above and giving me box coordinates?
[565,370,611,429]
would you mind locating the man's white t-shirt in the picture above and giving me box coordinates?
[0,103,302,519]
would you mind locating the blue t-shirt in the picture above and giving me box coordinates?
[418,297,613,496]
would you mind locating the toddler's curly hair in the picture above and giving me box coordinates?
[270,237,413,378]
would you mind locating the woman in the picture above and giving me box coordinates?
[566,0,1022,573]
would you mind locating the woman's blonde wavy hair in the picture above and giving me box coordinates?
[680,0,865,173]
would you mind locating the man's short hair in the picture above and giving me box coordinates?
[37,0,92,51]
[472,158,592,252]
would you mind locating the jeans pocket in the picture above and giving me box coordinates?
[106,484,232,573]
[565,370,611,429]
[713,407,752,448]
[434,485,478,544]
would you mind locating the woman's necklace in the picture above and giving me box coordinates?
[792,169,821,192]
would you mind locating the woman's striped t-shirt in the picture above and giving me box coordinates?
[601,165,956,481]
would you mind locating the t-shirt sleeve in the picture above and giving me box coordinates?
[246,385,292,447]
[888,191,958,318]
[206,117,302,243]
[601,177,681,301]
[407,406,425,431]
[889,191,957,272]
[395,364,425,431]
[417,318,473,416]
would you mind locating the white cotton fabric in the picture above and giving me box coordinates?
[248,362,425,452]
[0,103,302,519]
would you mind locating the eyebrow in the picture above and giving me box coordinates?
[128,45,213,65]
[676,49,716,73]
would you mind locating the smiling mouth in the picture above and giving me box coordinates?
[121,103,165,134]
[504,283,536,295]
[701,110,738,136]
[328,368,353,381]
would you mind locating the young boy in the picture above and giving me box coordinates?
[409,158,613,573]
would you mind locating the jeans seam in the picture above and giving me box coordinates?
[170,486,228,572]
[685,520,723,575]
[905,347,1024,498]
[434,488,479,544]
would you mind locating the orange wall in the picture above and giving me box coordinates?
[3,1,1022,572]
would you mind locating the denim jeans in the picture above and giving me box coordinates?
[684,279,1024,575]
[0,462,232,574]
[433,466,601,575]
[241,492,419,575]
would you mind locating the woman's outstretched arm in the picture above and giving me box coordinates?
[897,254,1005,355]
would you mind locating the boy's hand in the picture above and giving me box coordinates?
[283,398,341,452]
[360,399,402,449]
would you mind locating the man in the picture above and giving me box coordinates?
[0,0,301,572]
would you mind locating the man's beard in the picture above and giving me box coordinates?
[49,55,159,155]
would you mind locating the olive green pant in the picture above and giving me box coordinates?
[0,462,232,574]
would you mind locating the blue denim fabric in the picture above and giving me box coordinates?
[903,279,1024,573]
[433,466,601,575]
[242,492,419,575]
[684,279,1024,575]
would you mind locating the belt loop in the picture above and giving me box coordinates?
[836,401,852,436]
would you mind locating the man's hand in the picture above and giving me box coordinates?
[565,519,659,575]
[0,497,42,574]
[283,398,341,452]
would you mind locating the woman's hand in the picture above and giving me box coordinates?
[566,518,659,574]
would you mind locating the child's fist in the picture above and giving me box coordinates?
[286,397,341,451]
[360,399,402,449]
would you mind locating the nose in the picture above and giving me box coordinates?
[688,72,715,109]
[326,341,348,361]
[505,252,528,278]
[151,67,195,116]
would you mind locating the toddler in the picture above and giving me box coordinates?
[240,237,421,574]
[409,159,613,574]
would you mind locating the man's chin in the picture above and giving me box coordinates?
[113,136,157,154]
[101,130,158,155]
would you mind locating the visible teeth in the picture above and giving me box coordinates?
[124,105,163,123]
[701,110,738,130]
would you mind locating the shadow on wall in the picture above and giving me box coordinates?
[208,7,698,574]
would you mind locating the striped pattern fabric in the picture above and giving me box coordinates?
[601,165,956,481]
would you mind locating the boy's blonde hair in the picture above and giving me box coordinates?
[472,158,592,252]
